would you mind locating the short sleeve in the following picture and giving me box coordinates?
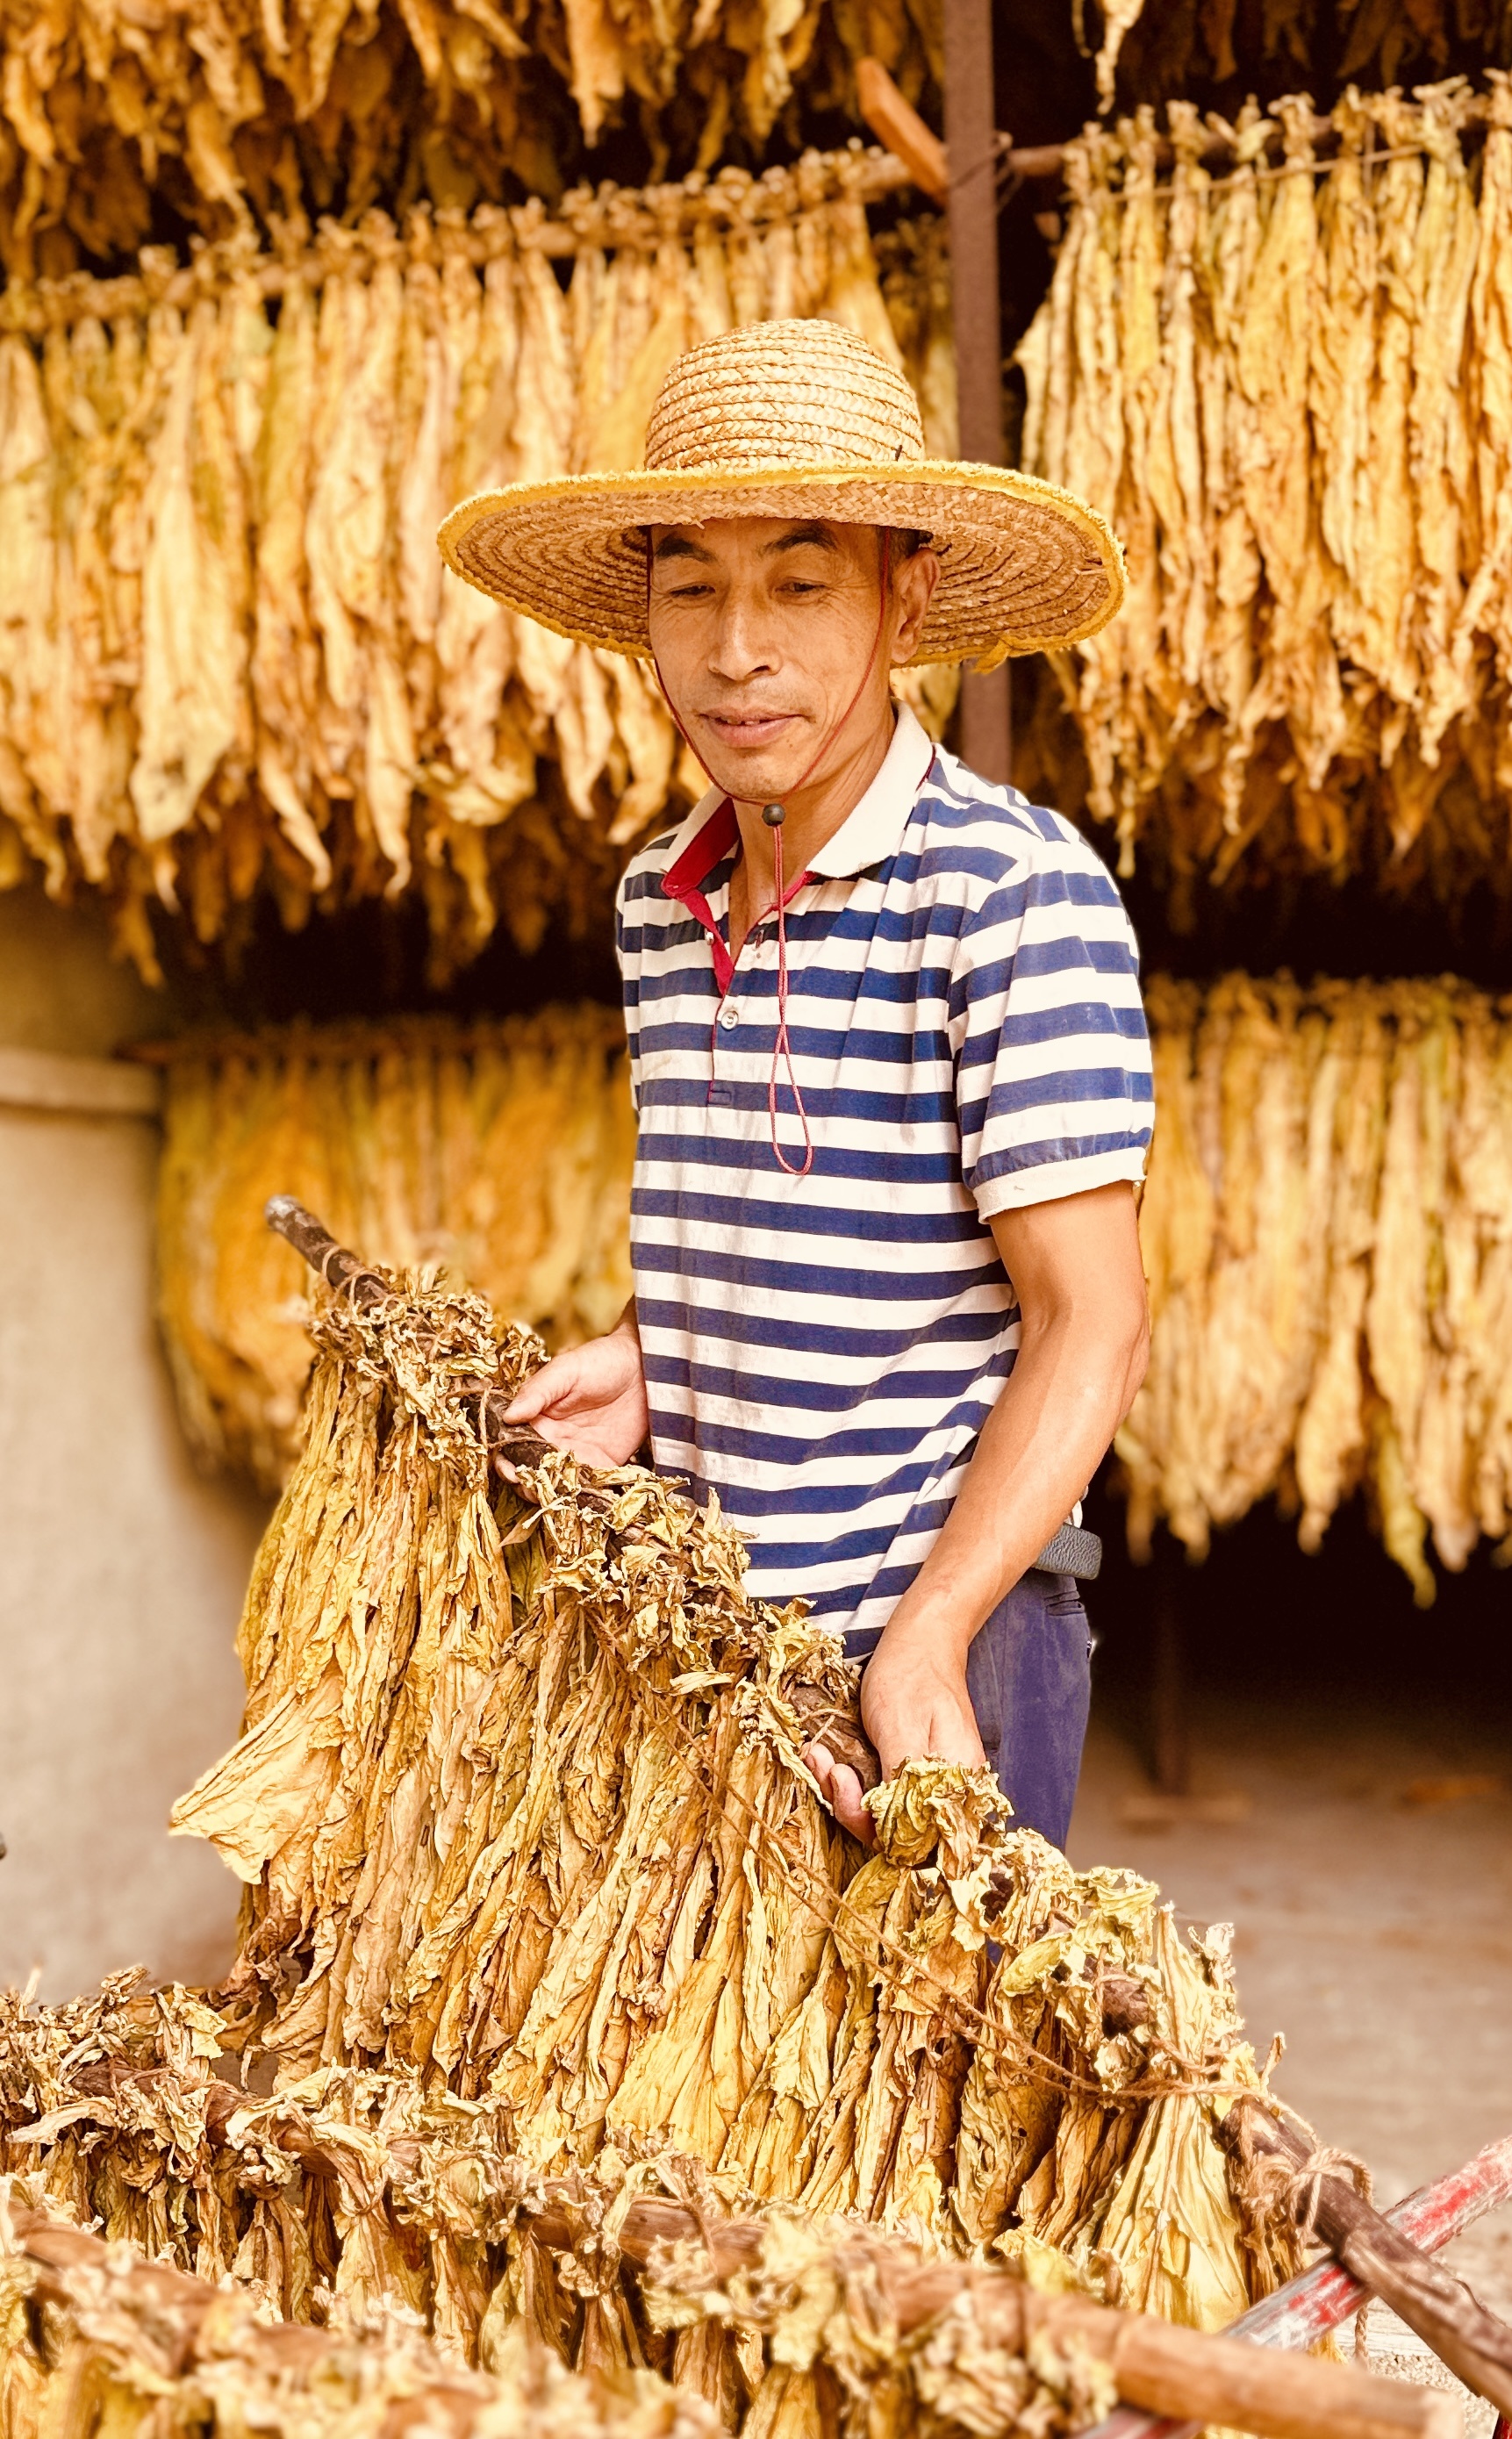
[614,866,642,1115]
[952,836,1153,1219]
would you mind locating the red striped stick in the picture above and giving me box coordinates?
[1083,2134,1512,2439]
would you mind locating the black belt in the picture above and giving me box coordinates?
[1032,1522,1102,1580]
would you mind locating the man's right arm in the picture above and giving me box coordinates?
[500,1300,649,1467]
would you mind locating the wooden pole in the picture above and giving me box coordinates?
[15,2197,1458,2439]
[942,0,1012,783]
[855,58,949,202]
[263,1194,561,1468]
[1218,2100,1512,2418]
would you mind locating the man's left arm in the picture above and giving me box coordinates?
[806,1180,1148,1839]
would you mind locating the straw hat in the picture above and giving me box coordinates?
[437,319,1122,667]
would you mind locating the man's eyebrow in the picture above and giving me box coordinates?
[763,522,842,556]
[650,533,712,563]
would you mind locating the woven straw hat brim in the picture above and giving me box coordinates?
[437,462,1124,665]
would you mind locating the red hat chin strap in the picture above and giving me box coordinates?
[647,533,894,1180]
[763,814,810,1175]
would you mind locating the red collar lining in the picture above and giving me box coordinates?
[662,798,812,997]
[663,796,739,899]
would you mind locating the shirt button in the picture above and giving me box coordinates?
[719,1005,738,1030]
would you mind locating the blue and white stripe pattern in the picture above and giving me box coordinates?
[615,707,1152,1654]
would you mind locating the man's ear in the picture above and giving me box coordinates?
[889,548,942,664]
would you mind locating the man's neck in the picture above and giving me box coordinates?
[726,706,896,952]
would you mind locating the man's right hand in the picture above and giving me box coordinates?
[500,1307,649,1471]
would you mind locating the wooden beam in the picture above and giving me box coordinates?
[942,0,1011,782]
[854,59,949,203]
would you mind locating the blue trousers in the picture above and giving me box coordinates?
[963,1570,1092,1849]
[846,1571,1091,1850]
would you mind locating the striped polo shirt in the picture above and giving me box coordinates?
[615,705,1152,1654]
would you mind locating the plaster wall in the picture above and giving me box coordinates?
[0,888,268,1998]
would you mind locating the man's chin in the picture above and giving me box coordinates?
[694,739,812,807]
[684,713,810,795]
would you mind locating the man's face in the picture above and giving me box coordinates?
[645,516,938,806]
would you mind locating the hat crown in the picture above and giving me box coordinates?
[644,318,926,474]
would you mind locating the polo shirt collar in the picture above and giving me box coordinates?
[806,704,935,879]
[658,703,935,899]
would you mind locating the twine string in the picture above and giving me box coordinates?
[1229,2113,1376,2353]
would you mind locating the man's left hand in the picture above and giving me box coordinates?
[802,1622,984,1844]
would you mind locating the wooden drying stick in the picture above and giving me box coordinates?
[266,1194,559,1471]
[854,57,949,201]
[12,2209,495,2439]
[263,1196,883,1792]
[1219,2095,1512,2416]
[516,2187,1459,2439]
[12,2191,1456,2439]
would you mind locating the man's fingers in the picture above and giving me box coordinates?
[503,1359,574,1423]
[800,1739,839,1803]
[828,1763,875,1844]
[800,1742,874,1844]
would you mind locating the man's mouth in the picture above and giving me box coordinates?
[698,710,802,750]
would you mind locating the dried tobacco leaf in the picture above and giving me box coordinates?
[1120,971,1512,1600]
[1014,80,1512,906]
[0,176,955,980]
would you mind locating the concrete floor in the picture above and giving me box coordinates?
[1068,1683,1512,2424]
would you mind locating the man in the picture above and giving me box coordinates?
[440,317,1151,1847]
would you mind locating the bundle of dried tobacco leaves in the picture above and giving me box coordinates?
[0,2181,712,2439]
[1121,972,1512,1601]
[1,1252,1302,2425]
[154,1008,637,1489]
[0,174,953,984]
[1014,81,1512,904]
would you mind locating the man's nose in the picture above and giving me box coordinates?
[708,589,778,684]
